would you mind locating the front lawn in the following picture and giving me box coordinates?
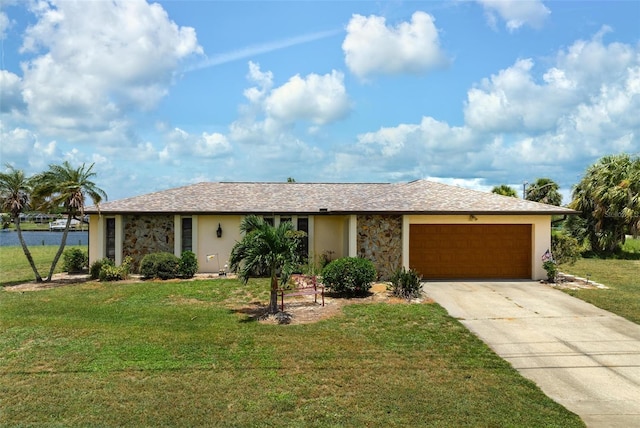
[0,278,583,427]
[560,258,640,324]
[0,245,85,287]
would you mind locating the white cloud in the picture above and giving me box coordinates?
[231,62,350,143]
[0,121,60,171]
[0,70,24,113]
[342,11,449,78]
[332,32,639,191]
[159,127,232,164]
[18,0,202,138]
[476,0,550,31]
[0,122,37,156]
[266,70,350,125]
[195,132,232,157]
[464,31,639,136]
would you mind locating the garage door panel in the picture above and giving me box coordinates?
[410,224,531,279]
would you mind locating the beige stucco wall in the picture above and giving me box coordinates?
[312,215,349,265]
[196,215,243,273]
[88,215,100,265]
[404,214,552,280]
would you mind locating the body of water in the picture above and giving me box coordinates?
[0,230,89,247]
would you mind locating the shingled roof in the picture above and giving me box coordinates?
[85,179,576,215]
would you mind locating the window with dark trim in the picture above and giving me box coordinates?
[106,218,116,261]
[181,217,192,252]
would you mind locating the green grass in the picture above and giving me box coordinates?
[560,257,640,324]
[0,245,86,286]
[622,237,640,256]
[0,278,583,427]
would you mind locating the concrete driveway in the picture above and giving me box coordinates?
[423,281,640,428]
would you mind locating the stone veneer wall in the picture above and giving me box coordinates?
[357,214,402,281]
[123,214,175,271]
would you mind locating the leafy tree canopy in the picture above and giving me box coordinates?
[525,178,562,206]
[491,184,518,198]
[569,153,640,255]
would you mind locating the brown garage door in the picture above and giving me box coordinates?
[409,224,532,279]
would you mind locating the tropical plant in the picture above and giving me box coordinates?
[33,161,107,281]
[321,257,376,296]
[569,154,640,255]
[525,178,562,206]
[229,215,305,313]
[491,185,518,197]
[389,267,422,299]
[0,165,43,282]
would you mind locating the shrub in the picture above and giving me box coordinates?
[389,267,422,299]
[62,248,88,273]
[551,231,581,266]
[321,257,376,296]
[90,258,114,279]
[140,252,180,280]
[179,251,198,278]
[543,260,558,283]
[98,257,132,282]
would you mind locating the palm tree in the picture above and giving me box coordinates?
[229,215,305,313]
[0,165,43,282]
[569,154,640,254]
[525,178,562,206]
[33,162,107,281]
[491,184,518,197]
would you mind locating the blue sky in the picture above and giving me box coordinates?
[1,0,639,203]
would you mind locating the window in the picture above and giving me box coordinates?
[297,217,309,259]
[105,218,116,261]
[182,217,192,252]
[263,216,274,226]
[280,217,292,225]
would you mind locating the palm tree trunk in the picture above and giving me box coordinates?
[269,275,279,313]
[46,215,72,281]
[15,217,43,283]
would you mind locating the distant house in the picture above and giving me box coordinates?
[84,180,575,280]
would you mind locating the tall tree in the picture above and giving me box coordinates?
[229,215,304,313]
[525,178,562,206]
[491,184,518,197]
[0,165,44,282]
[569,154,640,255]
[33,162,107,281]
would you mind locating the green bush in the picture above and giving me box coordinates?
[98,257,132,282]
[90,258,114,280]
[543,260,558,283]
[179,251,198,278]
[551,231,581,266]
[140,252,181,280]
[321,257,376,296]
[62,248,88,273]
[389,267,422,299]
